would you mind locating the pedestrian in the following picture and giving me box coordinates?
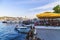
[33,27,36,35]
[15,25,18,30]
[26,30,34,40]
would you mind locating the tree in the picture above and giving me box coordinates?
[53,5,60,13]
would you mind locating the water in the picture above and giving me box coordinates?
[1,22,60,40]
[0,22,26,40]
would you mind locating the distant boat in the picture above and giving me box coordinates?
[2,21,12,23]
[2,21,11,23]
[2,21,7,23]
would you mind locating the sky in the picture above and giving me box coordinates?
[0,0,60,18]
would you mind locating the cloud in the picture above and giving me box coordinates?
[30,1,60,11]
[27,1,60,18]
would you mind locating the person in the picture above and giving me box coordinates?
[32,27,37,40]
[33,27,36,35]
[26,25,33,40]
[26,26,37,40]
[15,25,18,30]
[15,25,20,33]
[26,30,34,40]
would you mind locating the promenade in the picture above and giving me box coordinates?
[36,26,60,40]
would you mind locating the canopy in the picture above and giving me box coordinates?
[36,12,60,18]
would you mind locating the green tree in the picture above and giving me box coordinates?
[53,5,60,13]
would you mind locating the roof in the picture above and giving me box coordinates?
[36,12,60,18]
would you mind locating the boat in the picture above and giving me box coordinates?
[15,26,30,34]
[2,20,17,24]
[2,21,7,23]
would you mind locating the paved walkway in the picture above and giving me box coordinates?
[36,28,60,40]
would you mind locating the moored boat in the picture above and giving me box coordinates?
[15,25,30,34]
[2,21,7,23]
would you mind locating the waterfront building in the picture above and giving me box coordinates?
[36,12,60,26]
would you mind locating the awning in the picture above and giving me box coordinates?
[36,12,60,19]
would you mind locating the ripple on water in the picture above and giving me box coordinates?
[0,23,26,40]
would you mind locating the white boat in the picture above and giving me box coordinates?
[15,26,30,33]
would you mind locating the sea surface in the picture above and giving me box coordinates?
[0,22,26,40]
[1,21,60,40]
